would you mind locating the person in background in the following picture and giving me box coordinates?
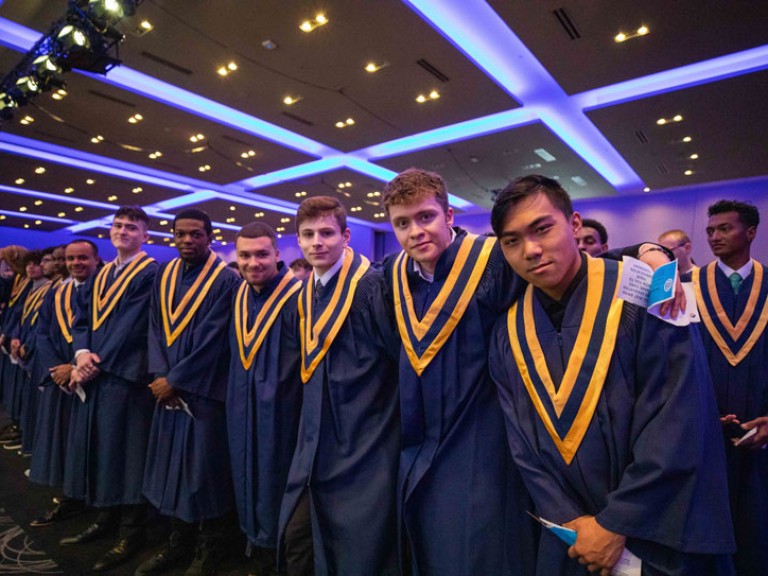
[288,258,312,282]
[576,218,608,257]
[658,229,697,281]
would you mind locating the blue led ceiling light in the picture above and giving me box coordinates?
[0,208,74,225]
[0,183,116,210]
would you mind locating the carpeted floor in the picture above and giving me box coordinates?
[0,412,255,575]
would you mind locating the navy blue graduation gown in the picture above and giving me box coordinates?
[279,258,401,576]
[73,256,158,507]
[693,262,768,576]
[30,283,77,487]
[1,276,31,413]
[383,228,537,576]
[227,265,302,547]
[489,260,735,576]
[144,254,240,523]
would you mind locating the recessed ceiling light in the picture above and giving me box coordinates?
[227,61,238,71]
[0,215,5,220]
[684,170,694,176]
[657,115,683,125]
[689,153,699,160]
[75,206,84,212]
[148,151,163,159]
[86,178,95,184]
[416,90,441,104]
[34,200,43,205]
[163,237,169,242]
[374,212,386,218]
[64,187,74,194]
[90,135,104,143]
[276,226,285,232]
[190,133,205,143]
[229,206,236,211]
[35,166,46,174]
[198,164,211,172]
[240,150,256,158]
[350,206,362,212]
[682,136,692,143]
[132,187,142,193]
[280,217,290,223]
[51,89,67,100]
[335,118,355,129]
[107,195,118,201]
[19,206,28,212]
[20,115,34,125]
[254,212,265,218]
[24,224,30,228]
[58,211,66,217]
[283,95,302,106]
[128,113,143,124]
[294,191,307,197]
[672,114,683,122]
[139,20,153,32]
[365,61,389,73]
[226,217,235,223]
[14,178,24,185]
[643,187,651,193]
[34,220,42,225]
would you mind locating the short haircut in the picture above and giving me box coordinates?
[581,218,608,244]
[41,246,56,257]
[491,175,573,237]
[174,208,213,236]
[114,205,150,228]
[289,258,312,271]
[707,200,760,228]
[23,249,43,266]
[382,168,449,215]
[67,238,99,257]
[658,229,690,245]
[295,196,347,232]
[236,221,278,248]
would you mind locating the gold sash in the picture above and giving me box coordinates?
[507,258,624,464]
[55,282,75,344]
[235,271,301,370]
[92,252,155,331]
[160,251,227,346]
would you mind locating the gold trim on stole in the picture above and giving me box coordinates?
[235,271,301,370]
[8,276,31,308]
[692,261,768,366]
[21,281,51,325]
[507,258,624,465]
[55,282,75,344]
[92,252,155,331]
[393,234,496,376]
[160,251,227,346]
[298,248,370,383]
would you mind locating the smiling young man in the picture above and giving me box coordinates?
[382,168,537,576]
[29,240,99,526]
[488,175,735,576]
[139,208,240,576]
[66,206,158,572]
[691,200,768,576]
[278,196,400,576]
[227,222,302,575]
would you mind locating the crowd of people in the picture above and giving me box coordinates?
[0,168,765,576]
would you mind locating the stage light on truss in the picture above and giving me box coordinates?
[33,54,62,76]
[57,24,90,50]
[88,0,125,23]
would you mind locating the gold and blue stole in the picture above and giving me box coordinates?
[692,261,768,367]
[8,275,30,308]
[393,233,496,376]
[235,271,301,370]
[298,247,370,383]
[160,251,227,347]
[507,258,624,465]
[92,252,155,331]
[55,282,76,344]
[21,280,52,326]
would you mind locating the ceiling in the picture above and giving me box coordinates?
[1,0,767,247]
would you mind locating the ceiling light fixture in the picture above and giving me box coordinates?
[240,150,256,159]
[86,178,95,184]
[128,113,143,123]
[416,90,440,103]
[19,115,34,125]
[682,136,692,143]
[51,88,68,100]
[335,118,355,129]
[656,114,683,125]
[132,186,142,193]
[684,170,694,176]
[34,166,46,174]
[614,25,649,43]
[65,187,74,193]
[15,178,25,185]
[300,14,329,33]
[689,153,699,159]
[283,95,302,106]
[189,133,205,142]
[294,191,307,197]
[365,61,389,73]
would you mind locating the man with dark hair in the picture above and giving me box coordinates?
[658,229,697,280]
[576,218,608,257]
[692,199,767,576]
[488,175,735,575]
[228,221,302,575]
[139,208,240,576]
[288,258,312,281]
[64,206,158,572]
[279,196,400,576]
[29,239,99,526]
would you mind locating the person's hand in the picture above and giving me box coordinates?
[18,344,27,360]
[148,377,176,404]
[75,352,101,383]
[49,364,72,387]
[10,338,20,360]
[566,516,626,575]
[637,244,685,319]
[734,416,768,450]
[721,413,741,426]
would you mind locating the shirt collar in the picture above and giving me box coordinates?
[315,251,346,287]
[717,258,753,279]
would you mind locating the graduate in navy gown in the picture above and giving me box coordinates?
[278,196,400,576]
[29,240,99,526]
[13,251,52,455]
[380,169,537,576]
[0,246,31,445]
[65,206,158,573]
[227,222,302,575]
[488,175,735,576]
[140,208,240,576]
[692,200,768,576]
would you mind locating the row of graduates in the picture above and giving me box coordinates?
[0,169,765,576]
